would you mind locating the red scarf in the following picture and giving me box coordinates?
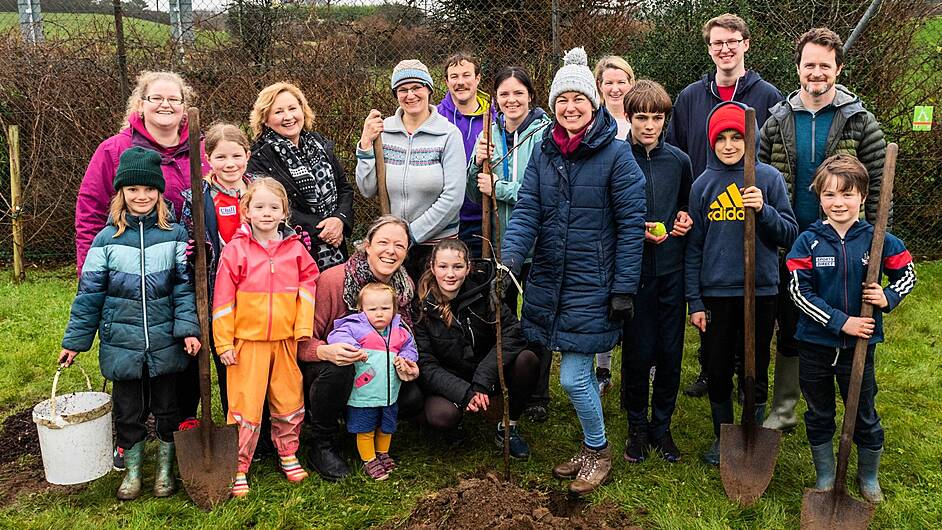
[552,121,589,157]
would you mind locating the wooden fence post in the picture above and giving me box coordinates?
[8,125,25,283]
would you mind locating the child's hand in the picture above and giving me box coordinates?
[58,349,79,367]
[644,222,669,245]
[477,172,493,197]
[394,357,419,381]
[466,392,490,413]
[670,211,693,237]
[740,186,764,211]
[841,316,876,339]
[690,311,707,332]
[184,337,201,356]
[862,282,888,308]
[219,349,237,366]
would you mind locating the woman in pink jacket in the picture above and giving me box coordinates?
[74,70,210,274]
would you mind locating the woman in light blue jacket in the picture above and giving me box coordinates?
[357,59,466,281]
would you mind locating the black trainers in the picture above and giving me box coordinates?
[596,367,612,395]
[523,403,549,423]
[495,424,530,459]
[113,447,126,471]
[651,431,682,463]
[623,430,648,463]
[684,373,708,397]
[444,422,467,446]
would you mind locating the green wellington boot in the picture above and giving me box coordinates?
[810,441,836,490]
[763,353,800,431]
[116,441,145,500]
[856,446,885,503]
[704,400,734,466]
[153,440,176,497]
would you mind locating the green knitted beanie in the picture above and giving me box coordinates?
[113,146,165,192]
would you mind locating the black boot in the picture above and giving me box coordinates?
[704,400,734,466]
[684,346,709,397]
[307,436,350,481]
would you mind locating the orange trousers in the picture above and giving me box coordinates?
[227,339,305,473]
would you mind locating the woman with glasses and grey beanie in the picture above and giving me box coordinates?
[502,47,646,495]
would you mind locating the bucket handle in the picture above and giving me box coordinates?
[51,362,92,417]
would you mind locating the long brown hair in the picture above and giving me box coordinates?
[109,189,172,237]
[418,239,470,327]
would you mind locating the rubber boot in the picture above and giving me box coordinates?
[762,353,800,431]
[116,441,145,500]
[704,400,734,466]
[308,436,350,481]
[856,446,884,503]
[810,441,835,490]
[153,440,176,497]
[568,443,612,496]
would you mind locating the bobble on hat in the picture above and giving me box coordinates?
[548,47,600,110]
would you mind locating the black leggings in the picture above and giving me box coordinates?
[423,349,540,431]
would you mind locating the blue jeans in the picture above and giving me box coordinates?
[798,341,883,450]
[560,352,606,448]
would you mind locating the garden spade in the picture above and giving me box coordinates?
[173,107,239,510]
[374,129,390,215]
[800,143,898,530]
[719,108,781,506]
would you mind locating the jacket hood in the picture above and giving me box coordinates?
[704,101,761,171]
[437,90,491,118]
[776,84,864,120]
[807,219,871,242]
[331,312,404,337]
[544,106,618,158]
[230,223,299,244]
[421,259,496,315]
[385,106,455,136]
[500,108,549,134]
[700,70,766,98]
[127,112,191,156]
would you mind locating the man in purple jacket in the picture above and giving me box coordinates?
[437,52,492,258]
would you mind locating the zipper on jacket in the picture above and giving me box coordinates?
[385,331,392,406]
[466,317,475,350]
[139,220,150,351]
[648,152,657,272]
[267,256,274,341]
[840,238,849,349]
[402,135,413,218]
[810,112,817,161]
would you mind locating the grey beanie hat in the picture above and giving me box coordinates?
[390,59,434,92]
[548,47,600,110]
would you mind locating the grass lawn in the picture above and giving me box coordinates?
[0,262,939,529]
[0,12,226,46]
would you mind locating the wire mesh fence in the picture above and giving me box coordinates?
[0,0,939,266]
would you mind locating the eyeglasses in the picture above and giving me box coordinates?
[709,38,745,52]
[142,95,184,106]
[396,86,426,97]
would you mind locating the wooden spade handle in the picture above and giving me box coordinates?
[374,136,390,215]
[742,108,757,426]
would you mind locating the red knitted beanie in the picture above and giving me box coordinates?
[708,103,746,146]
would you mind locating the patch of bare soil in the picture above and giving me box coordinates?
[0,407,41,465]
[386,473,642,530]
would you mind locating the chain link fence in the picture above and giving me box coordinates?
[0,0,939,265]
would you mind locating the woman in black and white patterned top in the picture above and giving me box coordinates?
[248,81,354,270]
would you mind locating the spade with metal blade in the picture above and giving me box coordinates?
[173,107,239,510]
[719,107,782,506]
[800,143,898,530]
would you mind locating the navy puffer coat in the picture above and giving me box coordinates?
[502,108,647,354]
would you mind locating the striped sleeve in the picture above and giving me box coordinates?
[881,234,916,312]
[786,234,848,337]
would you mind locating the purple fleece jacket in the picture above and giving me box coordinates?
[74,113,209,274]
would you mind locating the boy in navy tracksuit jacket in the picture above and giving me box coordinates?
[786,154,915,503]
[685,101,798,465]
[618,81,693,464]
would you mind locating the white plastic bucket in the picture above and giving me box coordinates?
[32,364,113,485]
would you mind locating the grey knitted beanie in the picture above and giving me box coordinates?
[548,47,600,110]
[390,59,434,92]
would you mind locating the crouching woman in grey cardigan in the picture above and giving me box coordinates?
[356,59,466,282]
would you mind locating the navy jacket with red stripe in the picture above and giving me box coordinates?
[786,219,915,348]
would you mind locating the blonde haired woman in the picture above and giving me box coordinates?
[247,81,354,271]
[75,70,209,275]
[594,55,636,141]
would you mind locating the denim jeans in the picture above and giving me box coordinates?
[798,341,883,450]
[560,352,606,448]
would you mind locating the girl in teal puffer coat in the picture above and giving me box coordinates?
[59,146,201,501]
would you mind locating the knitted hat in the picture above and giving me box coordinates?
[390,59,434,92]
[113,146,165,192]
[707,103,746,146]
[548,48,600,110]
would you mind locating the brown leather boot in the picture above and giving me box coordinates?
[552,444,591,479]
[568,443,612,496]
